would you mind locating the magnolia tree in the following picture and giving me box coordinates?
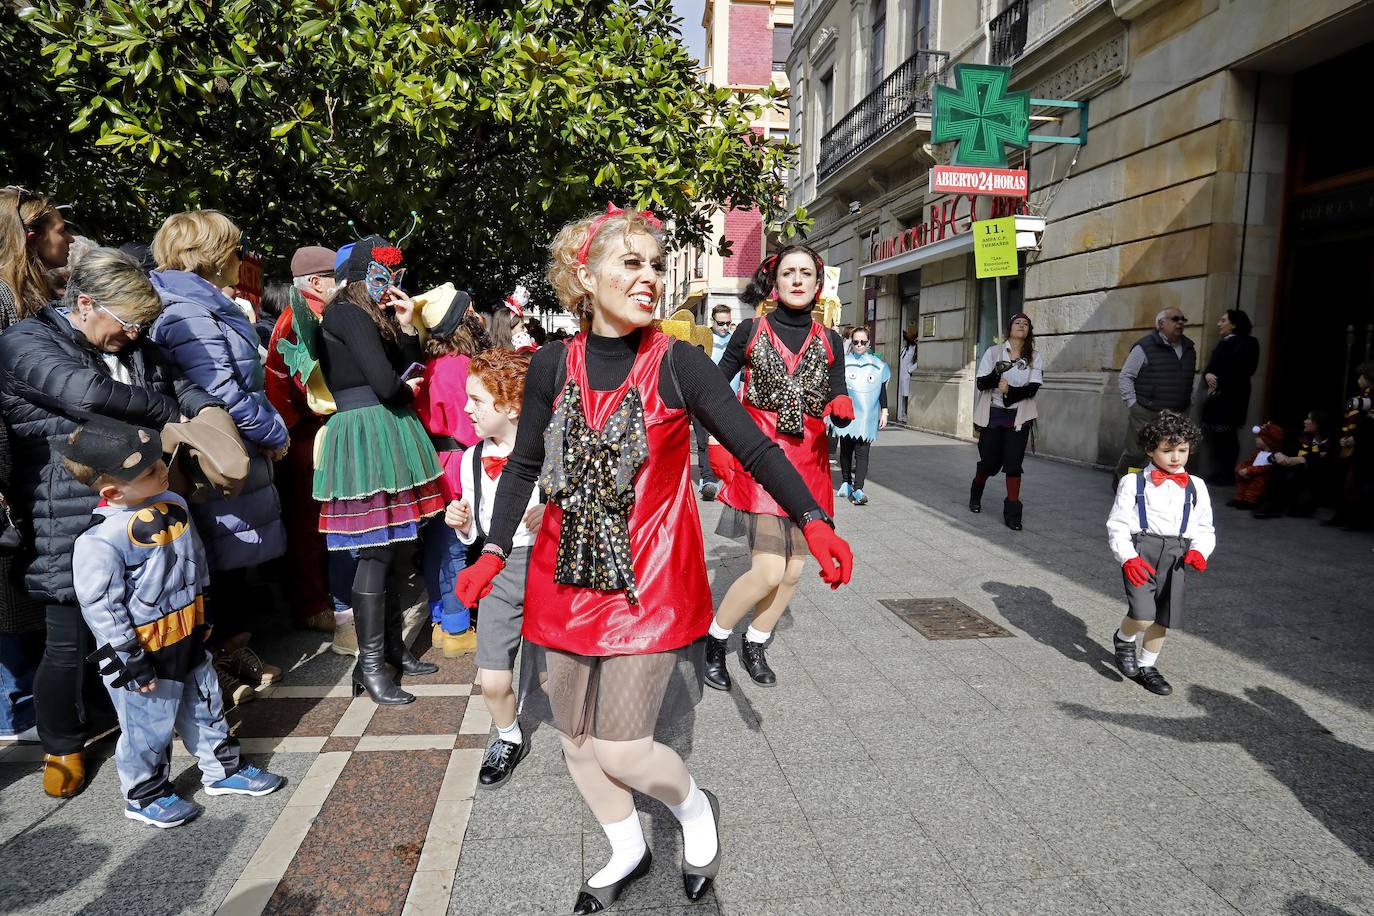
[0,0,805,302]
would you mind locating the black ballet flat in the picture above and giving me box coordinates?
[573,849,652,914]
[682,790,721,901]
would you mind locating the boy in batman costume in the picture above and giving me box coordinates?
[63,417,283,827]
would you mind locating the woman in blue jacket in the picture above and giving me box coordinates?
[149,211,287,663]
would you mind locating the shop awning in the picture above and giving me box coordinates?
[859,216,1046,278]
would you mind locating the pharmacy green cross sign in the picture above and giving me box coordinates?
[932,64,1031,169]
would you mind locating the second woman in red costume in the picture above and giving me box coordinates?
[705,245,854,689]
[456,207,853,913]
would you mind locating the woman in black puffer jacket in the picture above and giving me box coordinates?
[0,248,218,798]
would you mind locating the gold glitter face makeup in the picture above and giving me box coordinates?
[585,234,666,334]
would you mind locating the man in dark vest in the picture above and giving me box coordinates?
[1115,307,1196,478]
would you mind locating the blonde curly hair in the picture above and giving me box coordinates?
[547,210,665,325]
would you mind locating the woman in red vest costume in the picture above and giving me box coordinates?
[705,246,854,690]
[455,207,853,913]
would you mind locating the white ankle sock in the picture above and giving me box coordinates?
[707,620,732,640]
[745,625,770,645]
[1137,648,1160,667]
[668,779,718,868]
[588,811,646,888]
[496,719,523,745]
[334,609,354,625]
[1115,628,1137,643]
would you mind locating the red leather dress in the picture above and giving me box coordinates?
[719,317,836,517]
[523,330,713,656]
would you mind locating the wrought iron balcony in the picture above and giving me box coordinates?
[988,0,1029,66]
[817,49,948,183]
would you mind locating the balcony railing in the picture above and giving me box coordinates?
[817,49,948,182]
[988,0,1029,65]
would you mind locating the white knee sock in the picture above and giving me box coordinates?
[745,625,770,645]
[668,778,718,868]
[588,811,646,888]
[1115,628,1137,643]
[707,620,732,640]
[496,719,523,746]
[1137,647,1160,667]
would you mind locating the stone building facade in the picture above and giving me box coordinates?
[787,0,1374,466]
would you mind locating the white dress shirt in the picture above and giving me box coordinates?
[456,442,540,549]
[1106,465,1216,565]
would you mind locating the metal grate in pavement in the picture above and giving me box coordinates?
[879,598,1015,640]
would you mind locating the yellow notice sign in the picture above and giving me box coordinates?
[973,217,1019,278]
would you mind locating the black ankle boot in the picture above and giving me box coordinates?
[969,479,984,513]
[740,639,776,686]
[704,635,732,691]
[351,591,414,705]
[384,594,438,677]
[1003,499,1023,531]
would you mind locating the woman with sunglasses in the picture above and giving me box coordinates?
[969,312,1043,530]
[835,327,891,506]
[314,235,445,705]
[0,247,221,797]
[0,186,75,325]
[149,211,288,696]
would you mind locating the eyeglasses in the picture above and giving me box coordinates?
[713,319,732,328]
[852,339,870,347]
[4,186,35,228]
[95,301,146,336]
[1167,315,1187,323]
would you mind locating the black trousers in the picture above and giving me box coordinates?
[1204,424,1240,484]
[839,438,871,489]
[693,417,716,486]
[34,603,101,755]
[977,424,1031,478]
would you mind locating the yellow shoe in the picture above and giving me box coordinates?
[43,753,84,798]
[432,622,445,648]
[442,628,477,657]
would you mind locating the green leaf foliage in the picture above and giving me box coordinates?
[0,0,809,304]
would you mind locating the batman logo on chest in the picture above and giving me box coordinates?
[126,501,190,548]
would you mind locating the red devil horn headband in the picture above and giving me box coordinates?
[576,202,663,265]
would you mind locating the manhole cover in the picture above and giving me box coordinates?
[879,598,1014,640]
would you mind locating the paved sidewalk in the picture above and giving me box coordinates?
[2,427,1373,915]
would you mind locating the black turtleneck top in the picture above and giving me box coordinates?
[715,305,849,411]
[485,329,823,553]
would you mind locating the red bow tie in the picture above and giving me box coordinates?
[481,455,508,481]
[1150,469,1189,488]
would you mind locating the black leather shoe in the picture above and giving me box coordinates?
[1113,634,1139,678]
[704,635,732,691]
[682,789,721,901]
[573,849,652,914]
[969,480,983,513]
[478,736,530,788]
[1136,666,1172,695]
[1003,498,1023,531]
[740,640,776,686]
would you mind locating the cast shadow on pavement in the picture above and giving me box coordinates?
[982,581,1123,682]
[1060,685,1374,870]
[1286,894,1361,915]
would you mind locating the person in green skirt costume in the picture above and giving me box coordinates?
[314,235,444,705]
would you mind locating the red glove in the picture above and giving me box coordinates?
[824,395,855,423]
[1183,550,1207,572]
[707,442,735,487]
[455,552,505,606]
[1122,556,1156,588]
[803,520,853,589]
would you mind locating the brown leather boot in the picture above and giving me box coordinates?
[43,753,84,798]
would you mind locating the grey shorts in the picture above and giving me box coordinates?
[1124,533,1188,629]
[475,546,529,672]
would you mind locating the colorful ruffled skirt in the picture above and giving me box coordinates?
[313,404,445,551]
